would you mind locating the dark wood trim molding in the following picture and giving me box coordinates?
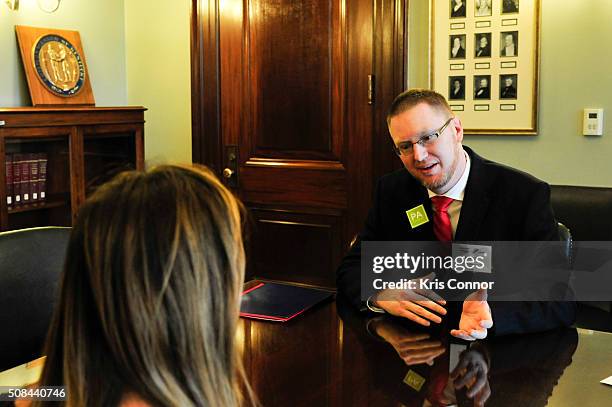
[372,0,408,182]
[190,0,222,173]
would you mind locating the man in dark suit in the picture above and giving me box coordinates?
[450,36,466,59]
[502,0,519,13]
[500,76,517,99]
[451,0,466,18]
[336,89,575,339]
[474,77,490,99]
[450,78,465,100]
[475,35,491,58]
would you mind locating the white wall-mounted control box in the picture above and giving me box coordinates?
[583,108,604,136]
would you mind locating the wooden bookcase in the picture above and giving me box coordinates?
[0,107,145,232]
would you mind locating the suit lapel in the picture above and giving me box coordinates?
[455,147,491,241]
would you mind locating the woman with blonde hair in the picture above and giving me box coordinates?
[32,165,251,406]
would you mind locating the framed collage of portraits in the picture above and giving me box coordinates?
[430,0,540,135]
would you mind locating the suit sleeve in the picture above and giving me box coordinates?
[490,182,577,336]
[336,179,384,311]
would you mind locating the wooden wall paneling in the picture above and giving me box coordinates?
[220,0,245,150]
[331,0,347,162]
[190,0,222,172]
[190,0,204,165]
[372,0,407,182]
[344,0,374,250]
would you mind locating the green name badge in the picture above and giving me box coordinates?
[406,204,429,229]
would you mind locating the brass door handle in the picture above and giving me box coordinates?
[223,168,234,178]
[223,145,238,188]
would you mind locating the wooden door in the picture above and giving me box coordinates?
[191,0,406,287]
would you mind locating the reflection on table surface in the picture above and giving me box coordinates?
[238,295,612,407]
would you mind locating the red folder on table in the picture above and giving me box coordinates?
[240,282,333,322]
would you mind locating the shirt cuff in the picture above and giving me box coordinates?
[365,317,387,341]
[366,296,385,313]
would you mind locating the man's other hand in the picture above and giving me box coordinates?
[451,347,491,406]
[373,273,447,326]
[451,288,493,340]
[372,319,446,366]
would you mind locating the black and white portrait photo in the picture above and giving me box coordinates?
[500,31,518,57]
[502,0,519,13]
[474,75,491,99]
[475,0,492,17]
[449,76,466,100]
[450,34,466,59]
[500,74,518,99]
[450,0,466,18]
[474,33,491,58]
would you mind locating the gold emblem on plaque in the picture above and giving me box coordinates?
[31,34,86,97]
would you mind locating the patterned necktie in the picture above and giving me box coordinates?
[431,196,454,242]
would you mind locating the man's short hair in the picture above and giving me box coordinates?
[387,89,452,124]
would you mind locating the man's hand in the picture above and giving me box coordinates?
[451,288,493,341]
[372,319,446,366]
[373,273,447,326]
[451,348,491,406]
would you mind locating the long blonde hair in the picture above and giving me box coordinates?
[35,164,249,406]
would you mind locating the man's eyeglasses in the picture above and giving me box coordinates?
[392,117,454,157]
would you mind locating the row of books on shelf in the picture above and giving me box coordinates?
[4,153,48,209]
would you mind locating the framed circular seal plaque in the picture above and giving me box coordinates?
[32,34,86,97]
[16,25,95,106]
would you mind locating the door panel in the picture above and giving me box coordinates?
[241,165,346,209]
[250,0,333,154]
[246,0,344,162]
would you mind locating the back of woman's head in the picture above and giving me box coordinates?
[36,164,247,407]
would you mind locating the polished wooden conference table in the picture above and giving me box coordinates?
[1,291,610,406]
[238,293,612,407]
